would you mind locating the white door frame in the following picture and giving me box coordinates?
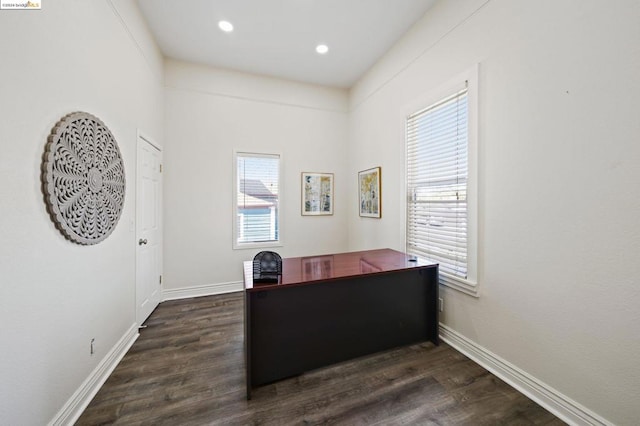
[135,130,163,326]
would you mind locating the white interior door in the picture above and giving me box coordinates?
[136,133,163,326]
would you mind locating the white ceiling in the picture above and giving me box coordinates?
[136,0,437,89]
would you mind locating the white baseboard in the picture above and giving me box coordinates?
[439,324,611,426]
[49,323,139,426]
[162,280,243,301]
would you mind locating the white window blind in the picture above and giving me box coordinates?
[406,87,469,284]
[235,153,280,246]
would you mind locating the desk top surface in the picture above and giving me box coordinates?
[244,248,437,291]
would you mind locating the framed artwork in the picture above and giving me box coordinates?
[301,172,334,215]
[358,167,381,218]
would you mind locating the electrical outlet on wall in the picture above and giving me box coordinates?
[439,298,444,312]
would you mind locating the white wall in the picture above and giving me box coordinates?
[2,1,638,424]
[0,1,164,424]
[348,0,640,424]
[163,60,349,295]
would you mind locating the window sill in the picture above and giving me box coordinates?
[233,241,283,251]
[440,272,479,297]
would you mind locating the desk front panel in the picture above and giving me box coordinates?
[246,265,438,389]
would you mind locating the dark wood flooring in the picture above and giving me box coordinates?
[77,292,564,425]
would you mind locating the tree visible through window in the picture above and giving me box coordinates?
[235,153,280,247]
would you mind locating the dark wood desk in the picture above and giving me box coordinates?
[243,248,439,399]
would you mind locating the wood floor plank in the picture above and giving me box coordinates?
[76,292,565,425]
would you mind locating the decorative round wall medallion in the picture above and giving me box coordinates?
[42,112,126,245]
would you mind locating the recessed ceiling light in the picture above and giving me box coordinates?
[218,20,234,32]
[316,44,329,54]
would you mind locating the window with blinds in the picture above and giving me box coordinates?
[406,86,469,284]
[235,152,280,247]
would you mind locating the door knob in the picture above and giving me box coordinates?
[138,238,148,245]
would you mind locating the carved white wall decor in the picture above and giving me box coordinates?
[42,112,126,245]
